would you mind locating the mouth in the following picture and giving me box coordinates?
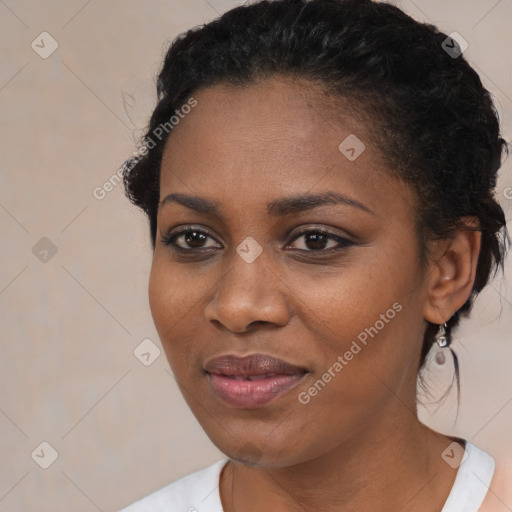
[204,353,309,408]
[218,373,287,381]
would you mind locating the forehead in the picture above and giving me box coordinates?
[163,75,370,153]
[159,76,415,219]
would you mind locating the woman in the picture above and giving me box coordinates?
[119,0,509,510]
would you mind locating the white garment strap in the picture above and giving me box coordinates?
[440,441,495,512]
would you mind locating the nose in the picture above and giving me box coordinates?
[204,250,292,333]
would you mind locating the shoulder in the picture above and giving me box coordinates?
[118,459,229,512]
[478,450,512,512]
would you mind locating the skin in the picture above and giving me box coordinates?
[148,75,482,511]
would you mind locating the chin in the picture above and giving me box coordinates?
[211,432,313,468]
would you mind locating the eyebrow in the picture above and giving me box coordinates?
[159,191,374,218]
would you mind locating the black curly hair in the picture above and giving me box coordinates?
[122,0,509,392]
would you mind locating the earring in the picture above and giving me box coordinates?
[434,323,449,365]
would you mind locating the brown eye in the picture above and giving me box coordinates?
[161,227,221,250]
[287,229,354,252]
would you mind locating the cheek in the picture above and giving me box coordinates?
[147,255,213,366]
[148,260,192,378]
[147,257,188,353]
[148,253,197,326]
[296,260,402,338]
[148,257,170,332]
[295,249,422,386]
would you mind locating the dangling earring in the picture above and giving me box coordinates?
[434,323,449,365]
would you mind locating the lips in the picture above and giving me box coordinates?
[205,352,307,377]
[204,353,308,408]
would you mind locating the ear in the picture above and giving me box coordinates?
[423,217,482,324]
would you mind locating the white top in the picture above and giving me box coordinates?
[119,440,495,512]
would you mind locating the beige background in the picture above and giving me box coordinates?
[0,0,511,510]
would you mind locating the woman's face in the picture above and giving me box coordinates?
[149,76,431,466]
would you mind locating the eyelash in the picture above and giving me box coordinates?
[160,225,355,255]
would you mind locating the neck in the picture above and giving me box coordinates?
[219,411,461,512]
